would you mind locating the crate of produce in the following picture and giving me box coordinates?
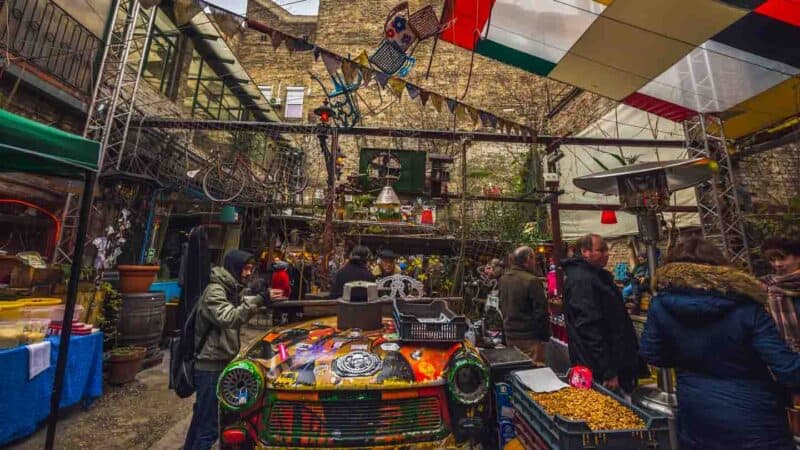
[392,298,466,342]
[510,373,670,450]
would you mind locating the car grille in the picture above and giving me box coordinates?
[265,391,448,447]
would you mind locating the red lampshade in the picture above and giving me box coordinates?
[600,209,617,225]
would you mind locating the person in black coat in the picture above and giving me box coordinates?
[562,234,645,392]
[330,246,375,299]
[640,238,800,450]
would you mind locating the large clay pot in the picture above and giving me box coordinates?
[117,265,159,294]
[107,346,146,385]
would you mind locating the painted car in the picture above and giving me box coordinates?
[216,316,491,449]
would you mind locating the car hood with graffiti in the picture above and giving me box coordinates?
[216,315,492,449]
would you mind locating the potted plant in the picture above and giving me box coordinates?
[94,208,158,294]
[106,346,146,385]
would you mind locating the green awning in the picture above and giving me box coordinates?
[0,108,99,178]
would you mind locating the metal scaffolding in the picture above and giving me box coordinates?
[685,114,751,269]
[53,0,153,264]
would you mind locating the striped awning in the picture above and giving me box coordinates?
[441,0,800,139]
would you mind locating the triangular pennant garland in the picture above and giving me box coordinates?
[446,99,458,113]
[361,66,374,86]
[313,47,322,61]
[355,50,370,67]
[293,38,314,52]
[479,111,490,128]
[455,104,468,122]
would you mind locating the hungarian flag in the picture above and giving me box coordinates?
[440,0,608,77]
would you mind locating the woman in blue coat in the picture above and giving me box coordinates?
[640,238,800,450]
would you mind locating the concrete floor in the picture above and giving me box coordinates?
[8,327,266,450]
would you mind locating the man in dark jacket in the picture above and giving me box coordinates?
[330,246,375,299]
[184,250,281,450]
[500,246,550,365]
[563,234,644,392]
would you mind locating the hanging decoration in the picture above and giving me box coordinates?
[244,16,535,136]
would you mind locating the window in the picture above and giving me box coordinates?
[141,9,179,96]
[284,87,305,119]
[259,85,273,102]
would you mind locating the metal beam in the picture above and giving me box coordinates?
[558,203,697,213]
[134,118,686,148]
[547,87,583,120]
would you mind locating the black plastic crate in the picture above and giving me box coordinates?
[510,373,670,450]
[515,414,552,449]
[392,298,467,343]
[480,347,537,384]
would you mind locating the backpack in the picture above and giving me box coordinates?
[169,300,214,398]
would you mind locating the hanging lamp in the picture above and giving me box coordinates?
[600,209,618,224]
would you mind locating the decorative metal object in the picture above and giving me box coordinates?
[408,5,441,40]
[375,185,401,206]
[370,39,416,76]
[311,71,361,129]
[376,274,424,300]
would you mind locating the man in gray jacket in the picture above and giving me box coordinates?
[184,249,281,450]
[499,246,551,365]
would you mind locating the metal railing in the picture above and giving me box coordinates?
[0,0,101,95]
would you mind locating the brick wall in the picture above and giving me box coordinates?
[734,141,800,208]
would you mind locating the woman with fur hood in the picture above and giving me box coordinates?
[640,238,800,450]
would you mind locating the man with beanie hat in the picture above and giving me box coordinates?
[184,250,282,450]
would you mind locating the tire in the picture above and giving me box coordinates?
[202,164,246,202]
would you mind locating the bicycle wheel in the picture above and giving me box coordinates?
[202,163,246,202]
[286,167,309,194]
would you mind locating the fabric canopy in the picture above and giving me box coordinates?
[558,104,699,240]
[441,0,800,139]
[0,108,99,178]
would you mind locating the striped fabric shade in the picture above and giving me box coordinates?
[441,0,800,139]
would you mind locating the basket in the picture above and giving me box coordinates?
[408,5,441,40]
[370,39,408,74]
[509,374,670,450]
[392,298,466,343]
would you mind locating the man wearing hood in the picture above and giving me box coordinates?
[562,234,644,392]
[184,250,282,450]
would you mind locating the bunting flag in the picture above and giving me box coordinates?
[446,98,458,113]
[405,83,420,99]
[270,30,285,50]
[313,47,322,61]
[479,111,491,128]
[341,60,358,84]
[321,52,342,77]
[355,50,370,67]
[291,38,314,52]
[419,89,430,106]
[467,106,479,125]
[431,93,443,112]
[455,103,468,122]
[375,72,391,88]
[361,66,374,86]
[388,77,407,98]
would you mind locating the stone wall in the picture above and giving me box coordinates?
[734,141,800,208]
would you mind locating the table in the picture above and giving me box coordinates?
[0,332,104,446]
[272,297,464,319]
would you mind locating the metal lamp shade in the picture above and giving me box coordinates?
[375,185,401,206]
[573,158,716,196]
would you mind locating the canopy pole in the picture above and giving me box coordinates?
[45,172,96,450]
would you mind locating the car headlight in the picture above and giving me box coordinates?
[447,357,489,405]
[218,360,265,411]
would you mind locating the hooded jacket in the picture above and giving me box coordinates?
[330,260,375,299]
[562,256,644,390]
[195,250,264,371]
[499,265,550,341]
[641,263,800,450]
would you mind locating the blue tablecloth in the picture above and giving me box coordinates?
[0,332,104,446]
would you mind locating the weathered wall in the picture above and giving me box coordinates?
[734,142,800,208]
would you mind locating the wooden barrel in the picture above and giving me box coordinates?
[117,292,165,355]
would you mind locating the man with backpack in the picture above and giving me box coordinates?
[183,249,282,450]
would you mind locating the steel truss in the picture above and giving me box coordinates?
[685,114,751,269]
[53,0,154,264]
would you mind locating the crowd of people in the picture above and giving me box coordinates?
[177,233,800,450]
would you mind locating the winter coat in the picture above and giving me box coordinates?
[562,257,645,391]
[641,262,800,450]
[195,253,264,371]
[499,265,550,341]
[330,262,375,299]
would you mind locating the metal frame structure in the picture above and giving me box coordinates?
[685,114,751,269]
[53,0,154,264]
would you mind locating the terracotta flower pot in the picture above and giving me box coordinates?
[117,265,159,294]
[107,346,146,385]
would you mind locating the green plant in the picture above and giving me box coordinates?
[98,282,123,350]
[59,264,95,285]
